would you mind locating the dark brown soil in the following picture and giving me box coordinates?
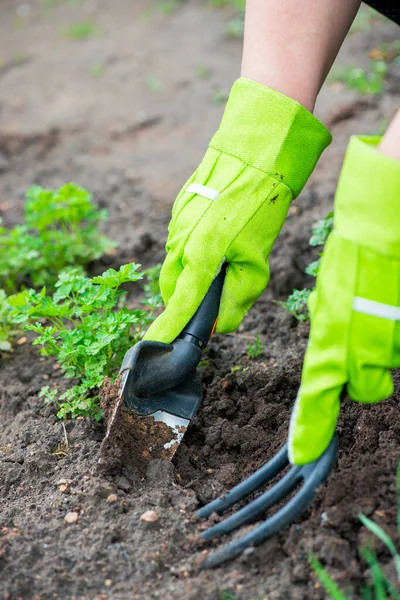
[99,377,177,482]
[0,1,399,599]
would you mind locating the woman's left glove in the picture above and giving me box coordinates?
[289,136,400,465]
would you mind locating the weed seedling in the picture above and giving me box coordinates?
[156,0,182,16]
[196,64,211,79]
[225,14,244,38]
[147,75,164,93]
[278,289,312,322]
[328,60,388,95]
[213,89,229,105]
[280,212,334,322]
[90,62,106,77]
[247,334,264,359]
[66,20,97,40]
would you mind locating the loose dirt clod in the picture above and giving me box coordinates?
[98,377,176,485]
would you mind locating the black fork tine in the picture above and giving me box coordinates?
[199,436,338,570]
[200,465,303,541]
[196,442,289,519]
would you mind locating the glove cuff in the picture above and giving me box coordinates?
[335,136,400,257]
[209,77,332,199]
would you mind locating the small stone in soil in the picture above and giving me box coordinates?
[140,510,159,523]
[56,478,72,485]
[64,512,79,524]
[107,494,118,503]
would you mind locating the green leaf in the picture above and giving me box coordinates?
[309,212,334,247]
[278,288,312,322]
[308,555,349,599]
[359,514,400,582]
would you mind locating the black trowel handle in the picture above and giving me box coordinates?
[178,264,227,349]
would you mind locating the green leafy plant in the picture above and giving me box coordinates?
[8,264,158,420]
[278,288,312,322]
[0,290,14,352]
[90,62,106,77]
[196,64,211,79]
[213,88,229,105]
[218,590,239,600]
[0,183,116,294]
[329,60,388,95]
[247,333,264,359]
[225,14,244,38]
[280,213,334,322]
[156,0,182,15]
[208,0,244,8]
[309,212,334,247]
[66,20,97,40]
[147,75,164,93]
[310,465,400,599]
[141,264,162,311]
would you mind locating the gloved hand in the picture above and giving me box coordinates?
[145,78,331,343]
[288,136,400,465]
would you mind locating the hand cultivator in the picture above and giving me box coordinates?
[104,267,226,458]
[197,436,337,568]
[104,265,338,567]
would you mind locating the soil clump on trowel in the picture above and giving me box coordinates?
[98,377,176,484]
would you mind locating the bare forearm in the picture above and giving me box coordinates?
[241,0,361,112]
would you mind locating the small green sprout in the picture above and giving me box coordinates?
[156,0,182,15]
[309,213,334,247]
[225,15,244,38]
[66,20,97,40]
[147,76,164,93]
[213,89,229,105]
[278,289,312,322]
[328,61,388,96]
[90,62,106,77]
[247,334,264,359]
[196,64,211,79]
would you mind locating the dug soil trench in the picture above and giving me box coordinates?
[0,1,399,598]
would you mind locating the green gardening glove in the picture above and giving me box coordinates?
[144,78,331,343]
[288,135,400,465]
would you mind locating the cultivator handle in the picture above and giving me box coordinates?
[178,264,226,349]
[119,265,227,401]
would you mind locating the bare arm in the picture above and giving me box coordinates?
[241,0,362,112]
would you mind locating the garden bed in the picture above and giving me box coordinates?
[0,1,399,598]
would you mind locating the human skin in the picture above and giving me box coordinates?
[242,0,400,160]
[241,0,362,112]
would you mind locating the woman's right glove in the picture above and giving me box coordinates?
[145,78,331,343]
[288,136,400,465]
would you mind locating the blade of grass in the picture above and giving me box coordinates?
[308,555,349,599]
[359,514,400,581]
